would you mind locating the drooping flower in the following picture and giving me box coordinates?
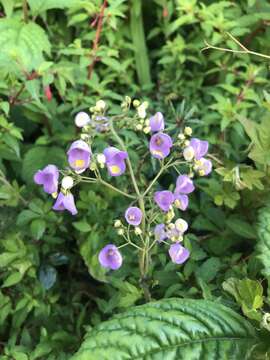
[149,133,173,159]
[175,175,195,194]
[154,190,174,212]
[125,206,143,226]
[174,194,189,211]
[154,224,167,243]
[175,218,188,234]
[34,165,59,194]
[74,112,91,128]
[53,192,78,215]
[194,158,212,176]
[98,244,122,270]
[149,112,165,132]
[67,140,91,173]
[190,138,208,160]
[103,147,128,176]
[169,243,190,264]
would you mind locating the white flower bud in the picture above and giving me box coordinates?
[97,153,106,165]
[96,100,106,111]
[184,140,190,147]
[134,227,142,235]
[117,228,124,236]
[114,220,122,228]
[136,124,143,131]
[178,133,185,140]
[133,99,140,107]
[184,126,192,136]
[75,112,90,128]
[175,218,188,233]
[61,176,74,190]
[137,102,148,119]
[183,146,195,161]
[52,192,58,199]
[143,126,151,134]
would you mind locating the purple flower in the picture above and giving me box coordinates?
[149,133,173,159]
[174,194,189,211]
[149,112,164,132]
[125,206,142,226]
[103,147,128,176]
[190,138,208,160]
[154,224,167,243]
[98,244,122,270]
[154,190,174,212]
[34,165,59,194]
[175,175,195,194]
[52,192,78,215]
[169,243,190,264]
[195,158,212,176]
[67,140,91,173]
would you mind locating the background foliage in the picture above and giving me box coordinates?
[1,0,270,358]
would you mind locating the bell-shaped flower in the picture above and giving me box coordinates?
[154,223,167,243]
[169,243,190,264]
[149,112,164,132]
[98,244,122,270]
[103,147,128,176]
[125,206,142,226]
[175,175,195,194]
[67,140,91,173]
[174,194,189,211]
[34,164,59,194]
[149,133,173,159]
[154,190,174,212]
[190,138,208,160]
[194,158,212,176]
[53,192,78,215]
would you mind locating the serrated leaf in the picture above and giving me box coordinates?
[71,298,257,360]
[0,19,50,73]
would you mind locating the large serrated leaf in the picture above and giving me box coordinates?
[71,298,257,360]
[0,19,50,73]
[256,206,270,278]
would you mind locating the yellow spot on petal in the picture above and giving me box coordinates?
[52,192,58,199]
[74,159,85,168]
[110,165,121,175]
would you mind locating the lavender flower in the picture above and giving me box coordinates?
[149,112,164,132]
[154,224,167,243]
[169,243,190,264]
[174,194,189,211]
[67,140,91,173]
[195,158,212,176]
[154,190,174,212]
[34,164,59,194]
[98,244,122,270]
[175,175,195,194]
[103,147,128,176]
[190,138,209,160]
[53,192,78,215]
[125,206,142,226]
[149,133,173,159]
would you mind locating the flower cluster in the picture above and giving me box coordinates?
[33,98,212,275]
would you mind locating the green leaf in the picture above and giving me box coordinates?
[73,220,91,233]
[30,219,46,240]
[0,19,50,73]
[28,0,77,15]
[71,298,257,360]
[2,271,23,287]
[195,257,221,283]
[223,278,263,321]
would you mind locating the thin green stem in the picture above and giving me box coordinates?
[22,0,28,23]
